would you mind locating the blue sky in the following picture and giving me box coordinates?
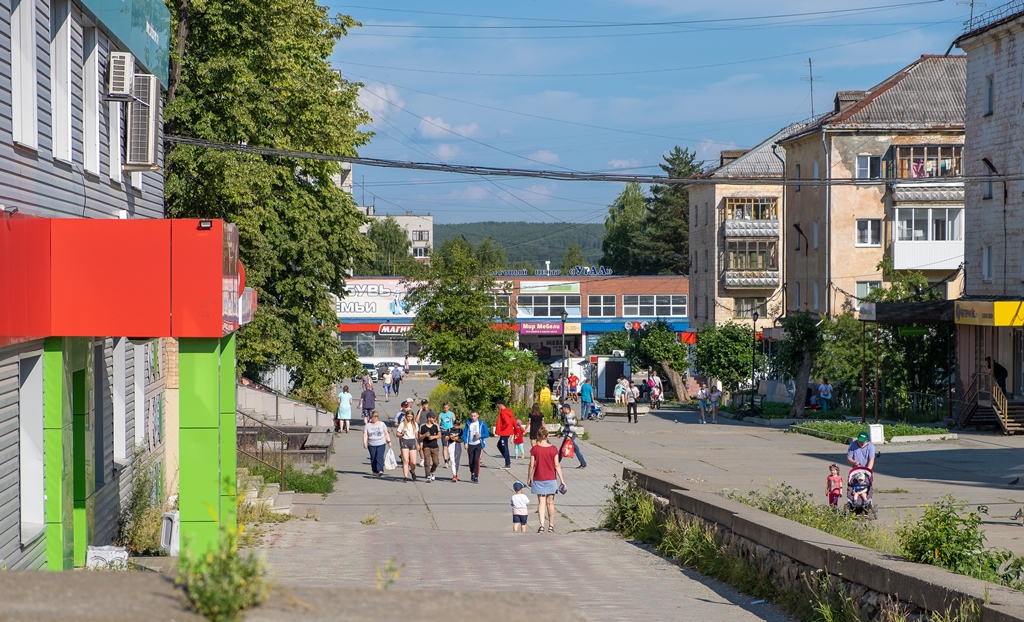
[328,0,975,225]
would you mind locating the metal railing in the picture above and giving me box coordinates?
[962,373,1010,432]
[236,410,290,489]
[964,0,1024,34]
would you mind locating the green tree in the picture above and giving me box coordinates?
[816,313,865,399]
[600,182,653,275]
[692,322,755,393]
[356,216,421,276]
[405,243,515,411]
[590,330,632,358]
[645,147,702,274]
[474,237,508,272]
[560,242,587,273]
[165,0,371,407]
[634,320,690,399]
[432,236,475,269]
[777,312,823,418]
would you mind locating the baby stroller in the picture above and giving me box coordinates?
[846,467,878,520]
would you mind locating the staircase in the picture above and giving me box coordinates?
[962,373,1024,435]
[238,468,293,515]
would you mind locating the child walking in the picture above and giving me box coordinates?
[511,482,531,532]
[512,419,526,459]
[826,464,843,507]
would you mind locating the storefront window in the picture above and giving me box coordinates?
[623,295,687,317]
[587,295,616,317]
[516,294,582,317]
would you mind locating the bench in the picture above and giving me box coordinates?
[602,405,649,417]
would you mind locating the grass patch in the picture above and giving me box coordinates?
[240,458,338,494]
[790,420,948,444]
[360,513,380,525]
[876,488,909,494]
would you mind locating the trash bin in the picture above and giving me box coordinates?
[868,424,884,445]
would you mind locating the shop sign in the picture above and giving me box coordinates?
[564,322,582,335]
[519,321,563,335]
[520,281,581,294]
[336,278,416,319]
[378,324,413,336]
[954,301,995,326]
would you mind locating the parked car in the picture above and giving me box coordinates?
[352,363,379,383]
[376,361,402,375]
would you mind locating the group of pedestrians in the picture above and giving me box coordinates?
[695,380,721,424]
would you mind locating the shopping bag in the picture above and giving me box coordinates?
[384,447,398,471]
[561,437,575,459]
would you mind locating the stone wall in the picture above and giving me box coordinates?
[624,467,1024,622]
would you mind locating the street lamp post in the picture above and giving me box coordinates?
[560,308,569,396]
[751,311,759,403]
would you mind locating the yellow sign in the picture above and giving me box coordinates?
[954,300,1024,326]
[564,322,582,335]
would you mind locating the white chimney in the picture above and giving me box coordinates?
[545,261,551,271]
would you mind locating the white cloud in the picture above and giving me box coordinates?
[697,139,737,162]
[447,186,490,201]
[357,82,404,124]
[608,158,642,169]
[498,128,515,138]
[528,150,560,165]
[419,116,481,139]
[434,143,462,161]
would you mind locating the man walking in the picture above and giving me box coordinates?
[495,400,516,469]
[847,431,876,470]
[626,381,640,423]
[418,412,441,482]
[579,377,594,420]
[358,383,376,424]
[557,403,586,469]
[391,365,403,395]
[462,410,490,483]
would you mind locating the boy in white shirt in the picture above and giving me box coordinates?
[511,482,531,532]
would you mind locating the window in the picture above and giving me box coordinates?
[985,75,994,116]
[723,198,778,220]
[894,146,962,178]
[1021,241,1024,282]
[795,230,801,251]
[733,297,766,319]
[813,220,819,249]
[726,240,778,270]
[813,159,820,188]
[856,281,881,300]
[795,164,801,192]
[489,294,510,315]
[856,219,882,246]
[623,295,687,317]
[704,296,709,320]
[812,281,820,311]
[12,0,39,148]
[856,155,881,179]
[50,0,72,162]
[83,28,101,175]
[412,230,430,242]
[588,295,616,317]
[19,355,45,542]
[412,246,429,258]
[982,245,993,282]
[705,202,709,225]
[704,249,708,272]
[108,98,124,183]
[984,176,994,200]
[516,295,581,318]
[896,208,962,241]
[794,281,801,309]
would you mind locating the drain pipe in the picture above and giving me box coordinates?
[821,130,831,316]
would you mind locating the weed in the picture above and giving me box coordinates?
[239,457,338,494]
[177,523,269,622]
[876,488,909,494]
[360,513,380,525]
[581,430,591,441]
[113,446,166,556]
[375,556,404,590]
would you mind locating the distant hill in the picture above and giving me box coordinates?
[434,222,605,270]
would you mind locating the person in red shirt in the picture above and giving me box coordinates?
[512,418,526,459]
[568,373,580,403]
[527,427,565,533]
[495,400,516,469]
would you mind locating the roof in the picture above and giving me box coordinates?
[706,121,809,178]
[782,55,966,141]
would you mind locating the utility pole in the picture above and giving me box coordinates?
[958,1,986,26]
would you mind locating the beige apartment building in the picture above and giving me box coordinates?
[688,124,805,330]
[953,6,1024,411]
[779,55,966,317]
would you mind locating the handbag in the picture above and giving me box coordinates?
[384,447,398,471]
[561,437,575,459]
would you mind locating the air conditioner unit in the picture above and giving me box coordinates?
[124,74,160,171]
[107,52,135,100]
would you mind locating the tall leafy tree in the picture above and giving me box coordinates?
[560,242,587,272]
[474,237,508,272]
[356,216,421,276]
[635,320,690,400]
[646,147,702,274]
[777,312,823,418]
[600,182,652,275]
[692,322,756,393]
[164,0,371,407]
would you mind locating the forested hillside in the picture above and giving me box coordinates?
[434,222,604,270]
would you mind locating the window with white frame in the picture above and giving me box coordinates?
[856,219,882,246]
[412,230,429,241]
[516,295,581,317]
[83,27,101,175]
[982,246,993,282]
[896,208,962,242]
[412,246,429,258]
[588,295,616,317]
[856,281,881,300]
[19,355,45,542]
[489,294,510,315]
[856,155,881,179]
[12,0,39,148]
[623,295,687,317]
[733,297,766,319]
[726,240,778,270]
[985,75,994,115]
[50,0,72,162]
[812,281,820,310]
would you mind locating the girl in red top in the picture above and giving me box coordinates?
[528,427,565,533]
[512,419,525,459]
[826,464,843,506]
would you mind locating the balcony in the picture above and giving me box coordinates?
[723,270,780,289]
[891,240,963,271]
[722,219,779,238]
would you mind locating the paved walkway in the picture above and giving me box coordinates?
[259,426,794,622]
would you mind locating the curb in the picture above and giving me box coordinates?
[888,433,958,443]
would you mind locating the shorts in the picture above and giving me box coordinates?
[384,384,392,395]
[531,479,557,495]
[513,514,528,525]
[362,409,373,419]
[698,399,708,410]
[400,438,418,450]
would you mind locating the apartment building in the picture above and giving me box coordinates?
[687,123,804,331]
[358,206,434,262]
[779,55,966,316]
[953,3,1024,404]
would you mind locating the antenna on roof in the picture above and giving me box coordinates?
[800,58,821,118]
[957,0,986,25]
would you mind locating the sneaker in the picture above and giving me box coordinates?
[577,465,587,469]
[418,459,424,467]
[503,465,512,470]
[452,476,458,482]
